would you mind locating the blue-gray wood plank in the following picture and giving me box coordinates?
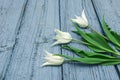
[0,0,120,80]
[0,0,28,79]
[60,0,119,80]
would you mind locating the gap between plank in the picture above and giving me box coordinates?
[58,0,64,80]
[2,0,29,80]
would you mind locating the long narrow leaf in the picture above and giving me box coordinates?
[102,17,120,50]
[55,54,120,65]
[62,45,116,59]
[72,22,116,54]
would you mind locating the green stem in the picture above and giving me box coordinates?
[72,39,120,56]
[88,26,109,40]
[64,60,75,62]
[111,51,120,56]
[72,39,93,46]
[88,26,120,56]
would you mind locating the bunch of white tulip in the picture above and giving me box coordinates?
[41,8,120,67]
[41,9,89,66]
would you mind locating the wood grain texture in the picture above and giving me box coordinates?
[0,0,28,79]
[60,0,119,80]
[0,0,120,80]
[4,0,62,80]
[92,0,120,77]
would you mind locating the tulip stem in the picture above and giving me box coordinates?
[72,39,120,56]
[64,60,74,62]
[72,39,93,46]
[88,26,109,40]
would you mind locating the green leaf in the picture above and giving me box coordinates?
[56,53,120,65]
[86,33,114,52]
[102,17,120,50]
[76,58,107,64]
[102,61,120,66]
[62,45,116,59]
[72,22,116,54]
[56,54,106,64]
[62,45,88,57]
[56,54,120,65]
[88,45,106,52]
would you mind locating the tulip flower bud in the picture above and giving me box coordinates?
[41,50,64,66]
[71,9,88,28]
[52,29,72,46]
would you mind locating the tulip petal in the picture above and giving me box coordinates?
[73,17,86,27]
[51,41,60,46]
[52,29,72,46]
[41,62,52,67]
[75,15,82,19]
[41,50,64,67]
[74,15,84,23]
[55,29,63,34]
[44,50,53,57]
[81,9,88,23]
[71,18,78,23]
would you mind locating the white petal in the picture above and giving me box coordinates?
[41,62,51,67]
[44,57,59,63]
[74,15,84,23]
[81,9,88,23]
[71,18,78,23]
[44,50,49,54]
[41,51,64,67]
[75,15,82,19]
[54,35,61,40]
[55,29,63,34]
[44,50,53,57]
[51,41,60,46]
[52,29,72,45]
[45,55,63,61]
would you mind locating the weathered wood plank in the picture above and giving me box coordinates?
[0,0,28,79]
[92,0,120,77]
[60,0,119,80]
[4,0,62,80]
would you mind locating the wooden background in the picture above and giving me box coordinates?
[0,0,120,80]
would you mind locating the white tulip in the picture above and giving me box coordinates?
[41,50,64,66]
[52,29,72,46]
[71,9,88,27]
